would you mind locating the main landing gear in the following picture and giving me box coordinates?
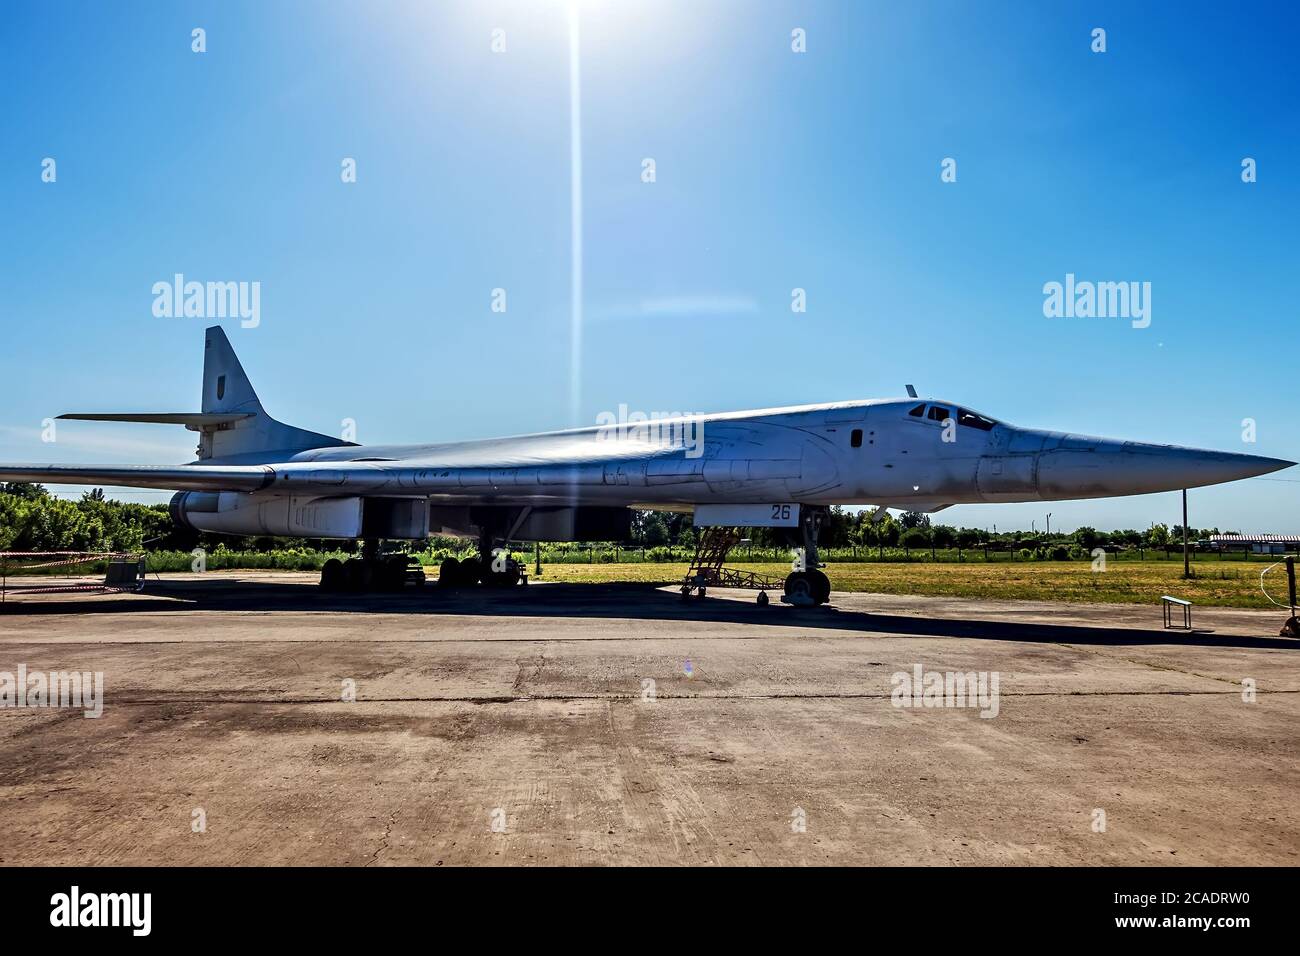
[319,539,426,593]
[782,508,832,606]
[437,554,527,587]
[438,530,528,588]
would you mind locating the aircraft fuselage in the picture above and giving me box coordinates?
[239,397,1289,512]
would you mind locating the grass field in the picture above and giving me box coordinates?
[536,560,1294,610]
[5,552,1290,610]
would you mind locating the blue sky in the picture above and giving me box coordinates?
[1,0,1296,531]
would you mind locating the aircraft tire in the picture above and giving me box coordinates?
[320,558,345,591]
[460,557,483,585]
[809,569,831,604]
[344,559,372,592]
[439,557,461,587]
[784,571,814,603]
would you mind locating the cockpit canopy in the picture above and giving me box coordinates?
[906,402,998,431]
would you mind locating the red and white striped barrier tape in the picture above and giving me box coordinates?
[0,552,141,571]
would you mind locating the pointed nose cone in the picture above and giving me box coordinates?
[1036,437,1294,500]
[1125,442,1293,486]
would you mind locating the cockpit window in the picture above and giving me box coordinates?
[957,408,997,431]
[927,405,951,422]
[907,403,926,417]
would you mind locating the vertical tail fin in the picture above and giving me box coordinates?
[203,326,264,415]
[196,326,354,462]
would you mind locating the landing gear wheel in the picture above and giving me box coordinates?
[757,591,769,607]
[784,571,814,604]
[695,587,706,600]
[320,558,345,592]
[344,559,372,593]
[809,569,831,605]
[460,557,483,585]
[439,557,461,587]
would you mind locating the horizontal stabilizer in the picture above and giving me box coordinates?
[57,412,254,428]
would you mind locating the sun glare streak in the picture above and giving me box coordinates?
[567,3,584,429]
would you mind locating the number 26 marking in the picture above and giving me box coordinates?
[771,505,791,520]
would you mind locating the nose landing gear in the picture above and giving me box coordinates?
[783,568,831,606]
[679,509,833,607]
[782,508,832,606]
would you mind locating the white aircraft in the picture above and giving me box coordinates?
[1,327,1291,604]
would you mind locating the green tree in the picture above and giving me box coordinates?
[1073,526,1099,551]
[931,525,956,548]
[899,526,930,550]
[0,482,48,499]
[642,514,670,546]
[876,514,900,547]
[898,511,931,530]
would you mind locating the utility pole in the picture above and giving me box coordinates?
[1046,513,1052,537]
[1182,489,1190,579]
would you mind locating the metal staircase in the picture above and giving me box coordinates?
[680,526,785,604]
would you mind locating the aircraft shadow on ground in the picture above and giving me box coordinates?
[2,579,1295,651]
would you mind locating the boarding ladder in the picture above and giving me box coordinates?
[680,527,785,604]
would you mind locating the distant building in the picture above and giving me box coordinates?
[1209,534,1300,555]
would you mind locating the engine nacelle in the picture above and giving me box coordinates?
[170,492,428,539]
